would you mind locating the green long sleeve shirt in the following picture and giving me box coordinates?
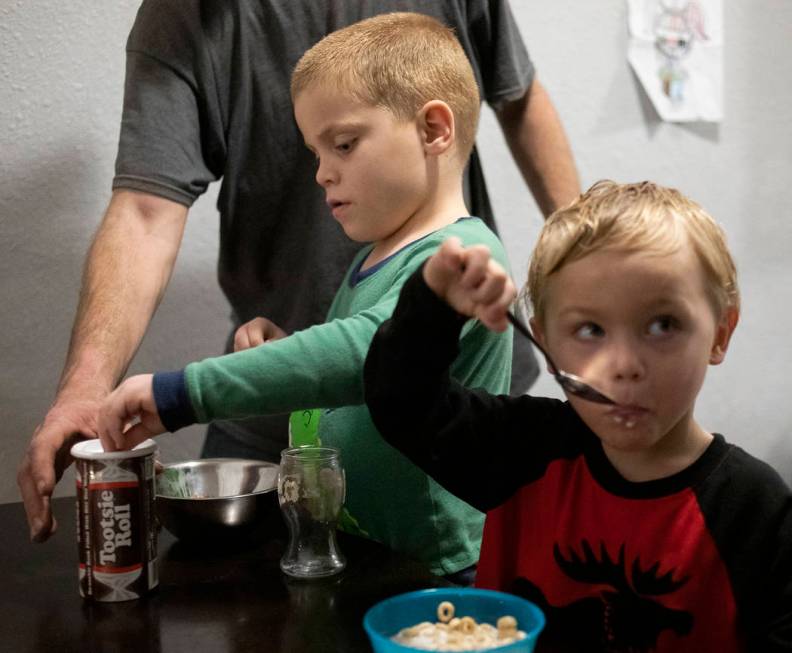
[154,217,513,574]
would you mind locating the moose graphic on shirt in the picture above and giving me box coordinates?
[512,539,693,652]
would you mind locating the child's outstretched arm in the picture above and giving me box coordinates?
[422,237,517,332]
[93,313,288,452]
[97,374,165,451]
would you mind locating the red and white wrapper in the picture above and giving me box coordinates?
[72,439,158,602]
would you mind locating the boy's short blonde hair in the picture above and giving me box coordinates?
[291,12,480,164]
[527,180,740,324]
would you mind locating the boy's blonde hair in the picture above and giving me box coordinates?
[291,12,480,164]
[527,180,740,324]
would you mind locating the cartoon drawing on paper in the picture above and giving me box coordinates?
[654,1,708,104]
[628,0,723,122]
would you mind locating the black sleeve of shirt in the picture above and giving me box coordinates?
[695,445,792,649]
[364,264,583,513]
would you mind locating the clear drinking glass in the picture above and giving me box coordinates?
[277,446,346,578]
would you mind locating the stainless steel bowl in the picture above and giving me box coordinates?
[156,458,283,544]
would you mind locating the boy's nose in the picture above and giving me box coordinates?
[315,159,338,188]
[607,339,645,382]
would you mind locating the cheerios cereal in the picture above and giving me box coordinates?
[392,601,527,651]
[437,601,455,623]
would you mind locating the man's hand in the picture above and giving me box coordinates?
[422,237,517,332]
[17,396,101,542]
[233,317,288,351]
[18,190,188,543]
[97,374,165,452]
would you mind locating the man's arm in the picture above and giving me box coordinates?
[17,189,187,542]
[496,78,580,217]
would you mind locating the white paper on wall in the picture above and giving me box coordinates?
[627,0,723,122]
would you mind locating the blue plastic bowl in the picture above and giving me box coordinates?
[364,587,545,652]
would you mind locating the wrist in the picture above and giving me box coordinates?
[57,348,123,399]
[152,370,196,432]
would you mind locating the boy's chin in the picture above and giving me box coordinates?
[587,420,663,454]
[338,223,371,243]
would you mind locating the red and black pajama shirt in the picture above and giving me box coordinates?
[364,267,792,653]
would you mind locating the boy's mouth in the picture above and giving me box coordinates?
[606,405,649,429]
[326,198,349,219]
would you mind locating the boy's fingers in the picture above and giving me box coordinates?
[97,426,116,452]
[122,422,156,450]
[98,410,122,452]
[248,329,265,348]
[473,273,516,331]
[425,238,465,296]
[98,390,131,452]
[459,246,490,289]
[477,306,508,331]
[436,238,464,274]
[233,329,250,352]
[470,272,506,305]
[439,236,463,257]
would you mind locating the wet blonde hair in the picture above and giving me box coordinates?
[291,12,480,164]
[527,180,740,324]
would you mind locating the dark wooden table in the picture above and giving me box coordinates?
[0,496,450,652]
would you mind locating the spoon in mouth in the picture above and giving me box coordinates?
[507,311,616,405]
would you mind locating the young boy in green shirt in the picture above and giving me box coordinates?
[97,12,513,578]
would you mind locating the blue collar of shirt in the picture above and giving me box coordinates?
[348,217,475,288]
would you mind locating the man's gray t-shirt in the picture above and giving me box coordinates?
[114,0,539,462]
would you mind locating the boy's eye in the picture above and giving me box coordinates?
[647,315,678,336]
[335,137,357,153]
[575,322,604,339]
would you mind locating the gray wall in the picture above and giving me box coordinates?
[1,1,790,505]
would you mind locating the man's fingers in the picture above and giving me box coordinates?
[27,428,57,496]
[18,428,60,542]
[18,458,55,542]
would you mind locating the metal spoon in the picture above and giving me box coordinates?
[507,311,616,405]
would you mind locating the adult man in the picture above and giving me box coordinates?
[19,0,579,543]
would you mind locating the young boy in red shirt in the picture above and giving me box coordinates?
[364,180,792,651]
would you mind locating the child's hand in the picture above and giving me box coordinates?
[97,374,165,451]
[423,237,517,332]
[233,317,288,351]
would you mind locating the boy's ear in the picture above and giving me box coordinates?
[418,100,454,156]
[709,306,739,365]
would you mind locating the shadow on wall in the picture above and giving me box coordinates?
[1,143,107,367]
[0,144,107,501]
